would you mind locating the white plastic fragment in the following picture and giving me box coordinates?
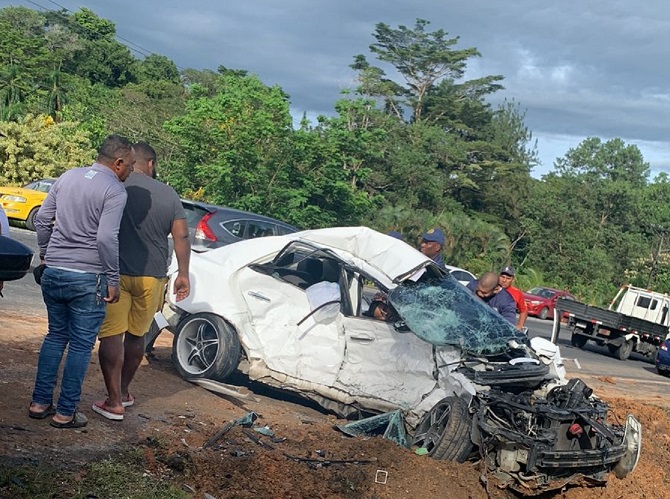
[375,469,388,484]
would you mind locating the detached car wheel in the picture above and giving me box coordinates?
[172,313,241,381]
[411,397,473,462]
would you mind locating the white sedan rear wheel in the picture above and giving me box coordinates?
[172,313,241,381]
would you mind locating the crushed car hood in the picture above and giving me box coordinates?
[390,275,527,355]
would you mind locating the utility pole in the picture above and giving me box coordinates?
[647,231,666,289]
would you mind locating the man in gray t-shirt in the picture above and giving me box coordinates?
[93,142,191,421]
[30,134,134,428]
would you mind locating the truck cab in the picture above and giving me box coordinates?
[612,286,670,327]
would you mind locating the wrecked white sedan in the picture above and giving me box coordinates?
[157,226,641,493]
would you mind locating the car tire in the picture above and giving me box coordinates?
[570,333,588,349]
[538,307,549,320]
[172,313,241,381]
[613,340,633,361]
[25,207,39,231]
[411,397,473,462]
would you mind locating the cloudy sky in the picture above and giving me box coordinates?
[5,0,670,178]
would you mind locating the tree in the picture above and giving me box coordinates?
[522,138,650,302]
[352,19,504,123]
[0,8,50,119]
[463,100,538,246]
[0,114,94,184]
[69,8,116,41]
[163,73,295,214]
[137,54,180,84]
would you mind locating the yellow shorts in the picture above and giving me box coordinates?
[98,275,167,338]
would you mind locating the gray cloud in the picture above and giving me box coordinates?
[5,0,670,175]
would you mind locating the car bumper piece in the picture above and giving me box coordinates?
[535,445,627,468]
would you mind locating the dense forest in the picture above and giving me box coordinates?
[1,6,669,304]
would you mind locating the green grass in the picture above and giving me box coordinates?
[0,451,188,499]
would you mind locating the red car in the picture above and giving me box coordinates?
[523,287,576,320]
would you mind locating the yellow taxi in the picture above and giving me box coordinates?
[0,179,56,231]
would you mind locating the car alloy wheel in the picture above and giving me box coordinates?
[172,313,241,381]
[411,396,473,462]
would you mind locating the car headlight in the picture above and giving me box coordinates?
[1,195,27,203]
[530,300,542,305]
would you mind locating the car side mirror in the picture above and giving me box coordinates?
[0,235,34,281]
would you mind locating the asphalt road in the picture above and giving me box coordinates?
[526,316,664,383]
[3,226,668,389]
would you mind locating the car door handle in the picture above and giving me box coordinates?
[247,291,271,303]
[349,334,374,342]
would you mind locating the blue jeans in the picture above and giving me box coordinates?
[32,267,108,416]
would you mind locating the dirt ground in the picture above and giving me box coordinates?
[1,311,669,499]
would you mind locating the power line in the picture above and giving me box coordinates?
[20,0,163,61]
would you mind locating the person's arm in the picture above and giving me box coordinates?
[513,288,528,330]
[97,188,127,302]
[170,217,191,302]
[516,310,528,330]
[35,185,58,262]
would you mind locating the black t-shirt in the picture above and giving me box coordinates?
[119,172,186,278]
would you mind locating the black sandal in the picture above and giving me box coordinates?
[50,411,88,429]
[28,404,56,420]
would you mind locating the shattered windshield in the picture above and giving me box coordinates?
[389,275,527,355]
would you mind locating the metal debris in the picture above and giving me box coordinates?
[203,411,259,449]
[282,453,373,466]
[253,425,274,437]
[336,410,408,448]
[188,378,259,401]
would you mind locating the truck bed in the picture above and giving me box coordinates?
[556,299,624,329]
[556,298,668,337]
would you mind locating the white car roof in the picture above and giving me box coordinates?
[294,226,433,283]
[195,226,435,286]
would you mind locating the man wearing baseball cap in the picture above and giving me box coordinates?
[419,228,446,270]
[498,265,528,331]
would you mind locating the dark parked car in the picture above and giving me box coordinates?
[523,286,576,320]
[180,199,298,252]
[655,339,670,376]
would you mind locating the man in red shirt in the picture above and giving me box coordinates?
[498,266,528,331]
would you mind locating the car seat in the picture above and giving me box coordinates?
[320,259,340,283]
[296,258,323,288]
